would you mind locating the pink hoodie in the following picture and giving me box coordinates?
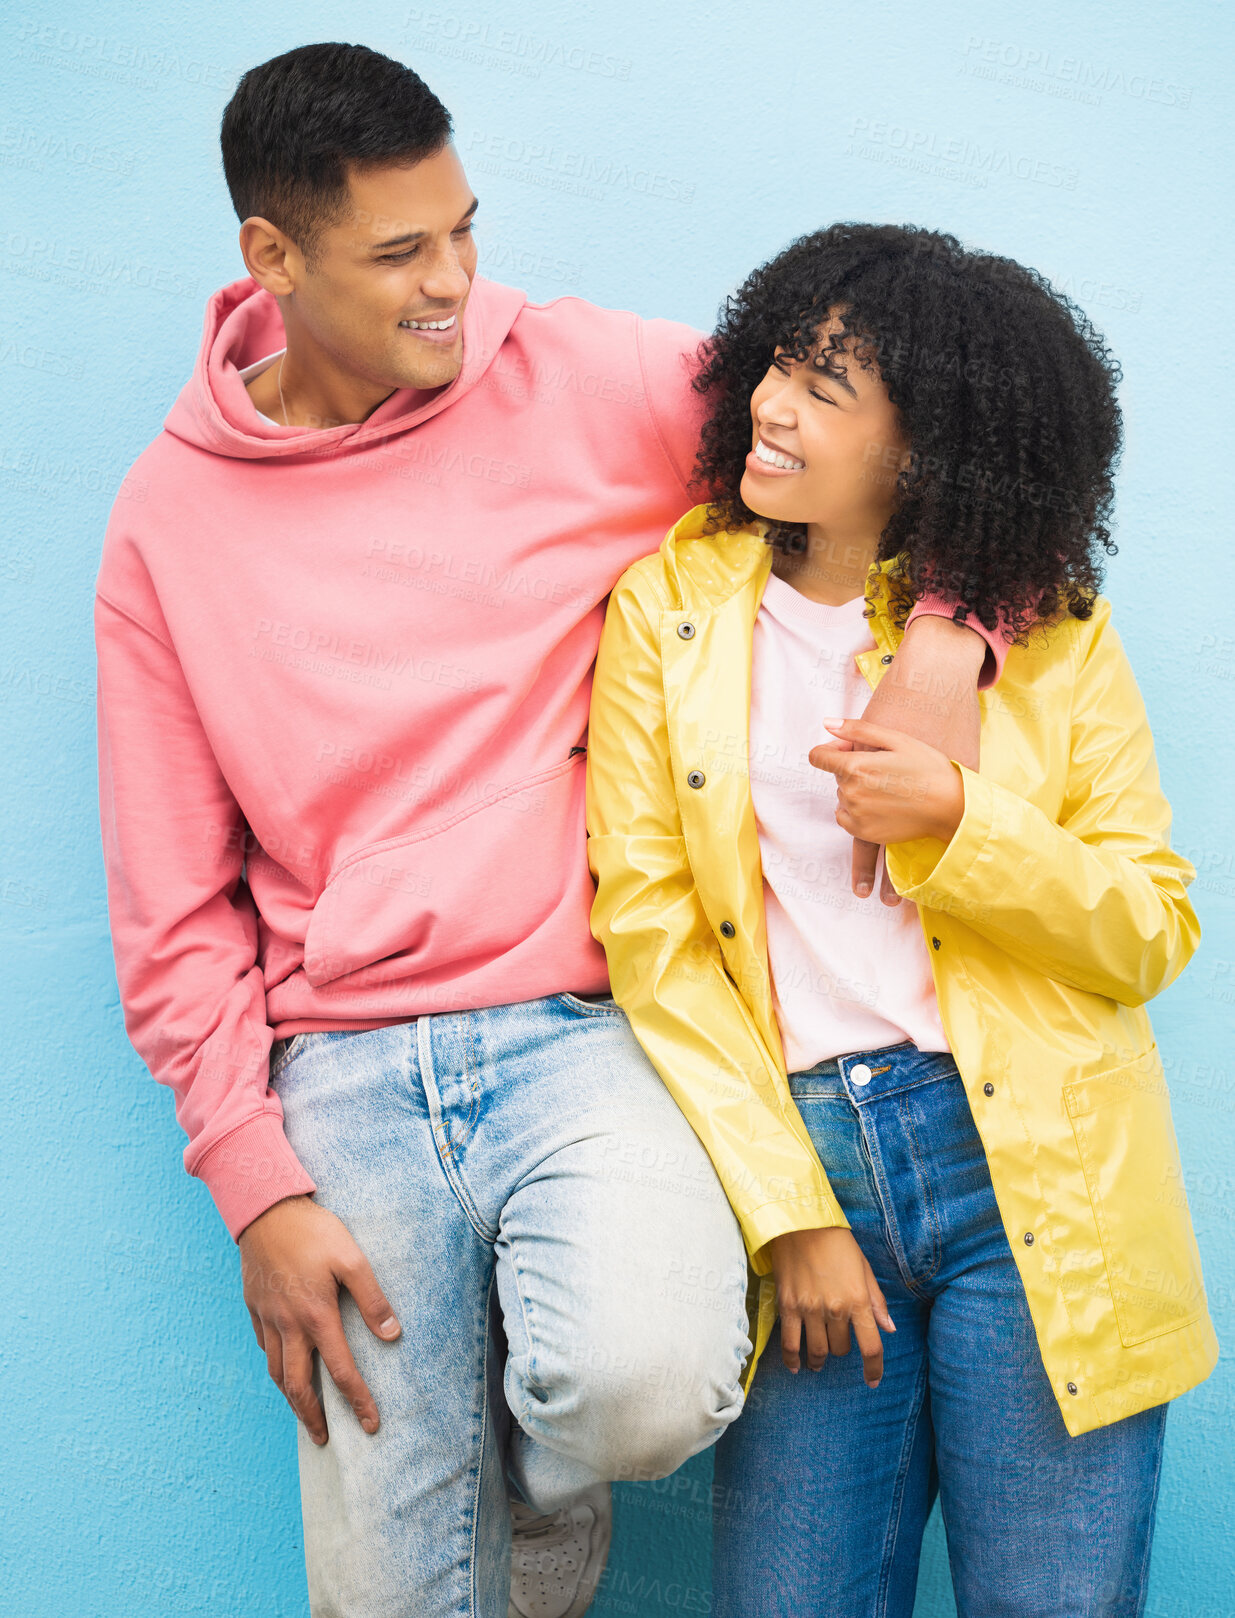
[95,274,1006,1242]
[96,274,716,1239]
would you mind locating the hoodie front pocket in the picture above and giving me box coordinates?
[1064,1046,1206,1347]
[303,756,585,990]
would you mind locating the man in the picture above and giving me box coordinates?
[94,42,1006,1618]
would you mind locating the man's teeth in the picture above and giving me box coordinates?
[755,440,805,470]
[401,315,457,330]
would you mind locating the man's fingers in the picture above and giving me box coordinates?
[313,1317,381,1435]
[779,1307,803,1374]
[336,1252,401,1343]
[247,1306,266,1351]
[852,1308,886,1388]
[263,1324,285,1402]
[281,1331,329,1445]
[851,838,879,899]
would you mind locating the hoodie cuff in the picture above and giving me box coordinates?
[192,1113,318,1242]
[905,592,1011,690]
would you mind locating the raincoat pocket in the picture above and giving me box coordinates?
[1064,1046,1206,1347]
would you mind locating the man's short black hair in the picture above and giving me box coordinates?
[221,43,453,261]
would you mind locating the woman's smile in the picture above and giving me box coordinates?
[748,435,807,475]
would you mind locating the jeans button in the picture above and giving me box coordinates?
[850,1063,873,1086]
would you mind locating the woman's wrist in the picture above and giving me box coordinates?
[925,759,966,844]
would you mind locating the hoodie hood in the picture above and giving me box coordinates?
[164,273,528,461]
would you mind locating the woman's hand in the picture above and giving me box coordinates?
[770,1226,895,1387]
[809,718,966,849]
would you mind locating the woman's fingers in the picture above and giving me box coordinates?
[780,1305,804,1373]
[825,1315,852,1361]
[802,1307,830,1373]
[851,1307,885,1388]
[866,1268,896,1334]
[878,852,902,907]
[851,836,880,898]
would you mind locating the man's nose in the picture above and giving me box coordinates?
[421,248,472,303]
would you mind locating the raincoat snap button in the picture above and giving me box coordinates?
[687,769,706,789]
[677,621,696,639]
[1024,1232,1035,1245]
[880,653,894,664]
[931,937,942,950]
[719,921,736,939]
[983,1082,994,1097]
[1067,1382,1079,1395]
[850,1064,873,1086]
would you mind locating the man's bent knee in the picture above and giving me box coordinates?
[517,1329,750,1486]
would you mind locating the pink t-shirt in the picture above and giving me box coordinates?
[748,571,951,1071]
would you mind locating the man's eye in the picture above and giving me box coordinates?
[382,250,417,264]
[809,389,837,405]
[453,222,475,237]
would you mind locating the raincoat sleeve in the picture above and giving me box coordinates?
[586,565,848,1273]
[885,600,1200,1006]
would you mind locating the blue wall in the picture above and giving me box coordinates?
[2,2,1231,1612]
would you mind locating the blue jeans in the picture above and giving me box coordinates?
[712,1043,1167,1618]
[269,993,750,1618]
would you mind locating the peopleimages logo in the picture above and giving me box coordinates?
[960,36,1193,108]
[403,10,633,80]
[847,118,1079,190]
[14,18,240,90]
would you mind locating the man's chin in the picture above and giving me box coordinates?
[387,348,463,394]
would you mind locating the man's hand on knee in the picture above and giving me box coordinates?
[848,614,985,905]
[238,1195,402,1445]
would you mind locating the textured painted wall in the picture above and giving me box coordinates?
[2,1,1231,1613]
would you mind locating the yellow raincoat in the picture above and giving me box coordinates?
[585,505,1217,1437]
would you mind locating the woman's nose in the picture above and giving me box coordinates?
[757,391,795,427]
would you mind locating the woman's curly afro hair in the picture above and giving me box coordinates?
[691,222,1122,638]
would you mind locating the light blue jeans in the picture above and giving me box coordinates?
[269,993,750,1618]
[712,1043,1168,1618]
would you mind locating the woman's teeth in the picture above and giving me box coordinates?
[400,316,457,330]
[755,440,805,470]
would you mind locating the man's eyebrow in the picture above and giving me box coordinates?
[371,197,479,252]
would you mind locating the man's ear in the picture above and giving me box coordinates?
[239,217,299,297]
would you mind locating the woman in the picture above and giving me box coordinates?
[584,224,1216,1615]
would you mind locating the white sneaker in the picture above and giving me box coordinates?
[508,1483,612,1618]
